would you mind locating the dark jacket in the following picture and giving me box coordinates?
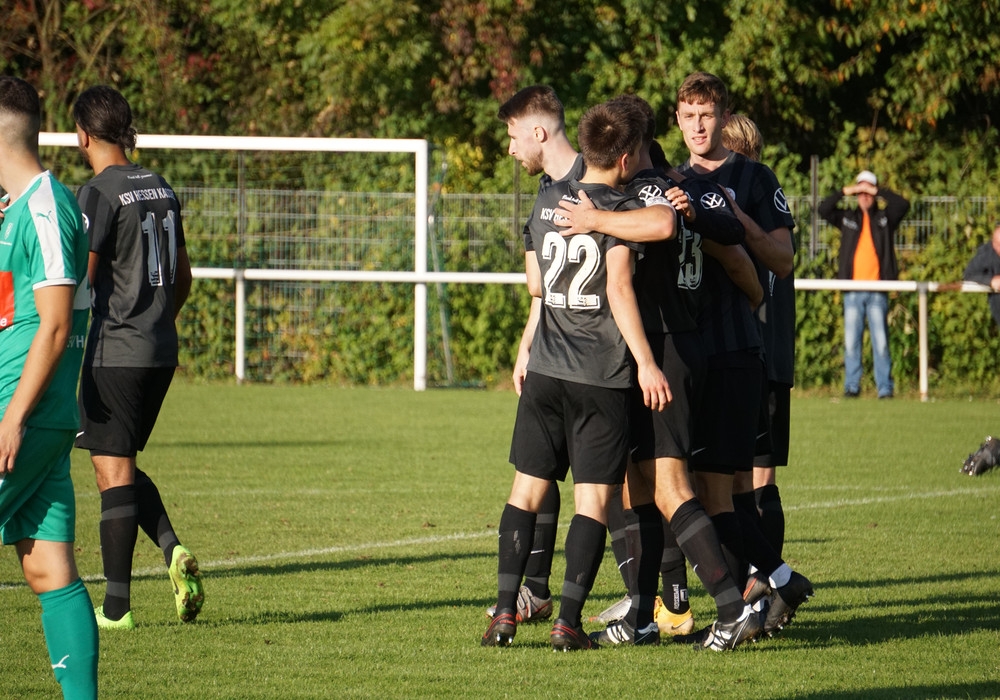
[818,187,910,281]
[963,241,1000,328]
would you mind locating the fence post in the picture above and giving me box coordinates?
[236,269,246,384]
[918,282,929,401]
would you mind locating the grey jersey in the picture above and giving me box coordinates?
[525,180,641,389]
[77,164,186,367]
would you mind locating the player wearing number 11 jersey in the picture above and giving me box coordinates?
[72,86,203,630]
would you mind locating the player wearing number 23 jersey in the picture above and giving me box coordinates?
[76,164,185,367]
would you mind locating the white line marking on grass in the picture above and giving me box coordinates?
[3,485,997,592]
[783,486,1000,512]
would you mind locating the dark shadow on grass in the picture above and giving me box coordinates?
[201,548,496,580]
[159,439,344,449]
[769,682,1000,700]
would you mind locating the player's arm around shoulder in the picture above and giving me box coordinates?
[554,190,675,243]
[604,244,670,411]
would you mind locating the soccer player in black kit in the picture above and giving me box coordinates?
[482,98,673,651]
[675,72,811,637]
[485,86,585,625]
[73,86,203,630]
[554,94,765,650]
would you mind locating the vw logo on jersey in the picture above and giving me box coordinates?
[637,184,663,204]
[81,213,90,232]
[774,188,790,214]
[700,191,726,209]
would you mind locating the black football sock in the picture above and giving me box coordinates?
[667,504,742,624]
[660,518,690,614]
[496,504,536,613]
[99,485,139,620]
[755,484,785,558]
[558,514,606,628]
[709,510,748,595]
[625,504,661,630]
[134,468,181,567]
[606,486,631,592]
[734,490,783,581]
[523,482,559,600]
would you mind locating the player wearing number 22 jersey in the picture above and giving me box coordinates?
[520,181,642,390]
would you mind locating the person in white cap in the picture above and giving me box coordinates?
[818,169,910,398]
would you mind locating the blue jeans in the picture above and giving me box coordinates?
[843,291,893,397]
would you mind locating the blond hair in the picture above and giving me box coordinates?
[722,113,763,162]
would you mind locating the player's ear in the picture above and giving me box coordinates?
[75,126,90,150]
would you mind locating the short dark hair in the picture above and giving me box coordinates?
[73,85,137,152]
[0,76,41,147]
[608,94,656,147]
[677,72,729,113]
[497,85,565,130]
[577,100,645,171]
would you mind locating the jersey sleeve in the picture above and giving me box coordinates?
[77,183,117,256]
[682,178,745,245]
[748,164,795,234]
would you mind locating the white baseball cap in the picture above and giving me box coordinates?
[856,170,878,186]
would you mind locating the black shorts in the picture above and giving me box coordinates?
[75,366,176,457]
[509,372,629,485]
[690,351,764,475]
[754,381,791,467]
[631,331,705,462]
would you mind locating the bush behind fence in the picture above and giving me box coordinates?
[178,189,1000,395]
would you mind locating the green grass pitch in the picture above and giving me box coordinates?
[2,384,999,698]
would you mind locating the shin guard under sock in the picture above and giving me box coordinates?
[40,578,99,700]
[523,482,559,599]
[660,518,689,614]
[755,483,785,558]
[559,514,606,628]
[625,504,662,630]
[496,504,536,612]
[99,485,138,620]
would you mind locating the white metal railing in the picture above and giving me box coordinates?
[192,269,991,399]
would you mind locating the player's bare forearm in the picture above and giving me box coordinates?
[704,240,763,308]
[734,204,793,278]
[174,246,193,316]
[513,297,541,395]
[555,191,675,242]
[606,248,671,411]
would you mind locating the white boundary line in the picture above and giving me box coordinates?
[2,485,997,591]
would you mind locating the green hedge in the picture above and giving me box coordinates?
[177,206,1000,396]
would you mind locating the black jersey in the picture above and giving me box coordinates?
[676,161,762,358]
[524,180,641,389]
[77,164,187,368]
[523,154,586,251]
[704,151,797,384]
[628,169,747,336]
